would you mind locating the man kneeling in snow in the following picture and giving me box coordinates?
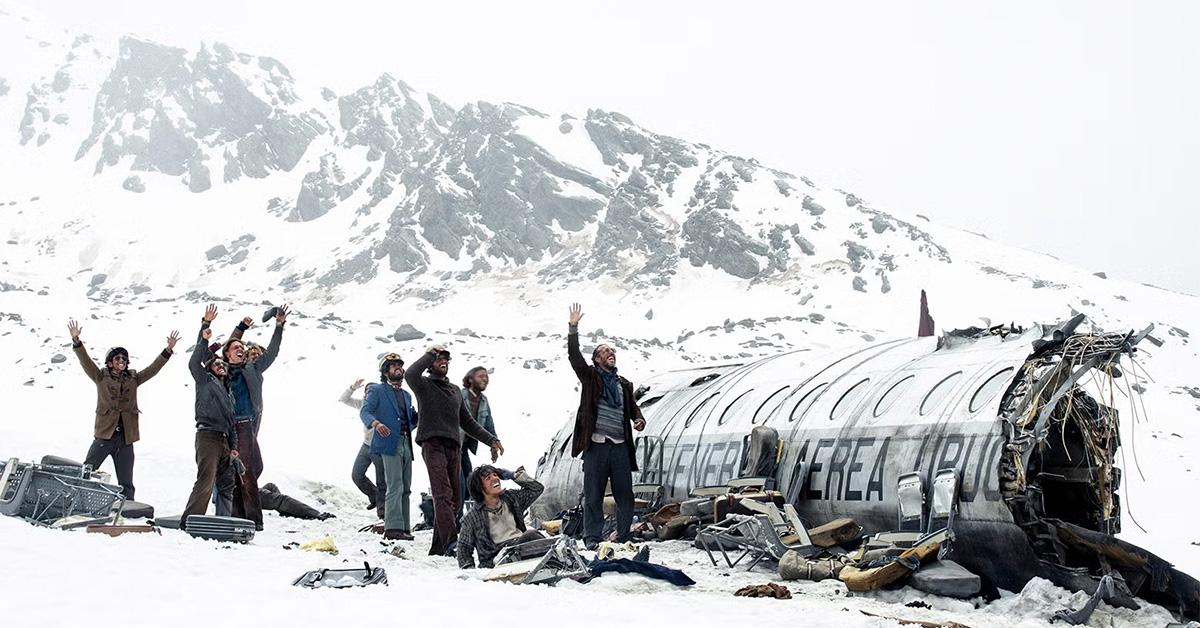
[457,466,545,569]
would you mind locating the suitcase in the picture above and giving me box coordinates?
[183,515,256,543]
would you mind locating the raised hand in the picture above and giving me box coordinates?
[568,303,584,326]
[67,319,82,341]
[351,378,365,390]
[633,418,646,432]
[203,304,218,322]
[490,440,505,462]
[427,343,446,355]
[202,328,213,340]
[242,316,253,328]
[275,304,290,325]
[166,330,181,351]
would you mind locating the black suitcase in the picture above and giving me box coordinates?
[183,515,256,543]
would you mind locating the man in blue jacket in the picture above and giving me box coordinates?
[361,353,418,540]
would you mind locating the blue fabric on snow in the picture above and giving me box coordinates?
[585,558,695,586]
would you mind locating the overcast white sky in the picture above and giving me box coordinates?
[17,0,1200,294]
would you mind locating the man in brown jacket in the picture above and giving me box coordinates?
[566,303,645,550]
[68,319,180,499]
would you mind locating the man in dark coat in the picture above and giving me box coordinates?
[67,319,180,499]
[182,310,240,524]
[406,344,504,556]
[566,303,645,550]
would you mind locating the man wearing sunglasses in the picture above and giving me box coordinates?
[566,303,646,550]
[68,318,180,500]
[406,344,504,556]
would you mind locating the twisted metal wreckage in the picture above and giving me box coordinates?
[536,313,1200,619]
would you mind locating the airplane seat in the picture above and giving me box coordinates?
[927,467,960,534]
[866,472,927,550]
[739,426,779,489]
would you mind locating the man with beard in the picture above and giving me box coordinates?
[218,304,288,531]
[406,345,504,556]
[458,366,496,517]
[68,319,180,500]
[182,308,239,524]
[360,354,418,540]
[566,303,646,550]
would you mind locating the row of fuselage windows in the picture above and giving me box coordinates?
[643,365,1016,431]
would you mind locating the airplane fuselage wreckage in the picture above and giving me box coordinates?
[535,314,1200,618]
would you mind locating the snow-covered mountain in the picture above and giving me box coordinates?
[3,7,1200,625]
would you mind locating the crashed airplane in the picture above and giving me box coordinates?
[535,314,1200,619]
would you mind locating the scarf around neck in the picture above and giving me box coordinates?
[598,366,622,408]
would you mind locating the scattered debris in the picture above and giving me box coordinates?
[909,560,982,599]
[734,583,792,599]
[293,562,387,589]
[299,535,338,554]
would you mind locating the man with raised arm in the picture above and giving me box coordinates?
[457,465,545,569]
[182,305,239,524]
[340,378,386,519]
[218,305,288,531]
[406,344,504,556]
[566,303,646,550]
[68,319,179,499]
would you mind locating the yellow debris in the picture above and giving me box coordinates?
[299,535,338,554]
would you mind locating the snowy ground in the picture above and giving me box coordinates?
[0,500,1179,628]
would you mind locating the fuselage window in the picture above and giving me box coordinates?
[830,378,871,421]
[684,392,720,427]
[717,389,757,426]
[639,395,664,409]
[969,367,1015,413]
[789,383,829,422]
[873,375,916,418]
[752,386,791,424]
[920,371,964,416]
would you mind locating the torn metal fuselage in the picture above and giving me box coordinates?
[993,316,1199,618]
[534,314,1200,619]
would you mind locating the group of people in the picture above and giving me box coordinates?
[69,302,648,568]
[68,303,286,531]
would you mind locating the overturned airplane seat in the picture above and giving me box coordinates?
[1,457,124,526]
